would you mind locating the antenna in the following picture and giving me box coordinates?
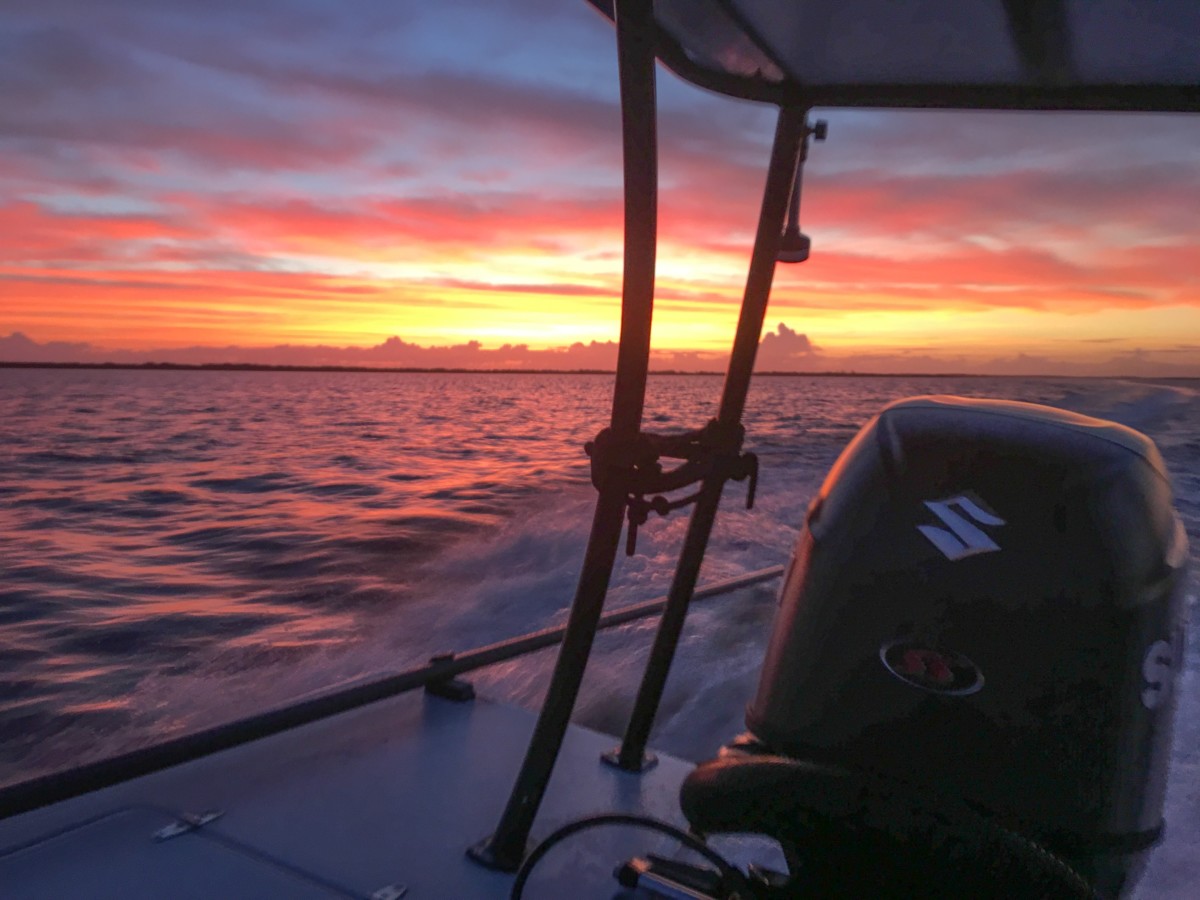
[778,118,826,263]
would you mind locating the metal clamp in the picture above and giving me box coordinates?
[590,420,758,555]
[425,653,476,702]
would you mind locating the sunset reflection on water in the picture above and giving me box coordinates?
[1,369,1196,800]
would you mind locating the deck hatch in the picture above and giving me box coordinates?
[0,806,358,899]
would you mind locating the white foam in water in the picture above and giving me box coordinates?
[454,378,1200,898]
[2,372,1196,895]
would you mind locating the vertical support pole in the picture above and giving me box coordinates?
[608,105,810,772]
[468,0,658,871]
[717,106,810,426]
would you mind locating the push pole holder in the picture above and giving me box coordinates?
[778,119,827,263]
[586,421,758,556]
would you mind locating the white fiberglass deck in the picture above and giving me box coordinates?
[0,691,731,899]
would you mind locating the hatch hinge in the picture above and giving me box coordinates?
[370,885,409,900]
[153,809,224,841]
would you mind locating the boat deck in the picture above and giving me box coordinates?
[0,689,766,898]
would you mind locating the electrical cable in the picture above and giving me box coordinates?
[509,791,1098,899]
[509,812,754,899]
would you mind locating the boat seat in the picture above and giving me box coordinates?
[680,751,1095,899]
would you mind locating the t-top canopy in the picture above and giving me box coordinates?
[589,0,1200,111]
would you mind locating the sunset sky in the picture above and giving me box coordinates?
[2,0,1199,375]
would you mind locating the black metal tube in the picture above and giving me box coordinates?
[718,106,809,425]
[608,3,658,436]
[469,0,659,871]
[613,105,809,771]
[613,473,727,770]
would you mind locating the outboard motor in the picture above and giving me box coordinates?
[681,396,1188,898]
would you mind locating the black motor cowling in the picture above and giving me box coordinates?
[683,396,1188,897]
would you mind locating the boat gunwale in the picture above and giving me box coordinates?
[0,566,783,822]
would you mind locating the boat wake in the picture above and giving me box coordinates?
[1,372,1196,896]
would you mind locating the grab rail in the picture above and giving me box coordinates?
[0,565,783,821]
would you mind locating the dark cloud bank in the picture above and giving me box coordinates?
[4,326,1195,377]
[0,325,808,370]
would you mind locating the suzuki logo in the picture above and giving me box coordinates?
[918,495,1005,561]
[1142,639,1175,711]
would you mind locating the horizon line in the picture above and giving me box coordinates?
[3,361,1194,381]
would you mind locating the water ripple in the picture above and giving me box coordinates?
[0,367,1196,816]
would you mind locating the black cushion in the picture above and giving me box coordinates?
[681,753,1093,899]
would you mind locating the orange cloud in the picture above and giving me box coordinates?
[3,14,1198,376]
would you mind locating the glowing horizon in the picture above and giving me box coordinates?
[2,2,1199,376]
